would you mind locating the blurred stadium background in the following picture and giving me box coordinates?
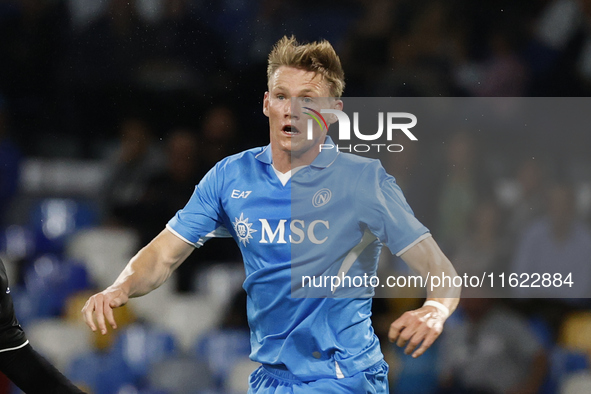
[1,0,591,393]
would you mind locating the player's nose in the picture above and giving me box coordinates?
[285,98,300,120]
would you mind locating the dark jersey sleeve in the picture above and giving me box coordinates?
[0,260,85,393]
[0,343,85,393]
[0,259,27,350]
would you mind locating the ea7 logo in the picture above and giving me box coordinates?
[306,110,417,141]
[231,190,252,199]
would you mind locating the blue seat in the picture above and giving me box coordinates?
[193,328,251,389]
[10,285,39,326]
[29,198,98,255]
[147,355,214,394]
[390,341,440,394]
[540,346,589,394]
[67,350,136,394]
[22,255,91,318]
[0,224,36,260]
[528,316,554,349]
[111,323,178,382]
[23,254,64,318]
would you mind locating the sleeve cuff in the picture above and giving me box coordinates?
[395,233,432,257]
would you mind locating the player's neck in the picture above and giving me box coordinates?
[272,151,318,173]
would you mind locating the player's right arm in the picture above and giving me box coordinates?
[82,228,194,334]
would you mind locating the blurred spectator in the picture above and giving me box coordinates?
[247,0,295,65]
[528,0,591,95]
[66,0,149,89]
[342,0,398,95]
[372,0,457,96]
[0,97,21,227]
[511,182,591,299]
[455,30,528,97]
[0,0,69,154]
[198,105,239,170]
[194,289,250,390]
[0,0,68,99]
[383,136,438,229]
[438,296,547,394]
[136,128,200,244]
[136,0,227,92]
[435,131,491,252]
[102,117,165,226]
[139,127,241,292]
[504,158,546,251]
[452,200,504,277]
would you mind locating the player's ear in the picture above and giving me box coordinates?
[263,92,270,117]
[326,99,343,124]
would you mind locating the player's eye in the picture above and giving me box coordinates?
[303,97,313,103]
[277,94,286,100]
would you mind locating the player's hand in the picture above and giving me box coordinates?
[81,287,129,335]
[388,305,445,358]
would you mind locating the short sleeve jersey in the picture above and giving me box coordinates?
[168,136,429,380]
[0,260,28,352]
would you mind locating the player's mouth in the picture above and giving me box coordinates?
[282,125,301,136]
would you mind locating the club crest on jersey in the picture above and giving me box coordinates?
[233,213,257,246]
[312,188,332,208]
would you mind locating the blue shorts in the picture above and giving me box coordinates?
[248,360,389,393]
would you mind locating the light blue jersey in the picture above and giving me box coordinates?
[167,136,429,381]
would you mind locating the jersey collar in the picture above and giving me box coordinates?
[254,144,273,164]
[256,136,339,169]
[310,136,339,169]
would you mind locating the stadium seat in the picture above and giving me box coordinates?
[560,371,591,394]
[29,198,98,255]
[390,341,440,394]
[193,328,251,388]
[150,294,219,351]
[66,227,139,289]
[559,311,591,353]
[67,350,136,394]
[26,318,92,371]
[195,263,246,308]
[147,355,214,394]
[111,323,177,381]
[226,357,261,394]
[541,346,590,394]
[0,224,35,260]
[22,254,91,318]
[528,315,555,349]
[10,285,39,326]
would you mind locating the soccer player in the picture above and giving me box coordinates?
[82,36,460,393]
[0,258,85,393]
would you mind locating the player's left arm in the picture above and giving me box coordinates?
[388,236,461,358]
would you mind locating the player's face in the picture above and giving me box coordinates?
[263,66,341,167]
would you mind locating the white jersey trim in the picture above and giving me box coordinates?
[335,360,345,379]
[167,224,199,247]
[395,233,432,257]
[271,164,306,186]
[254,145,270,161]
[333,229,377,293]
[0,340,29,353]
[167,224,231,248]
